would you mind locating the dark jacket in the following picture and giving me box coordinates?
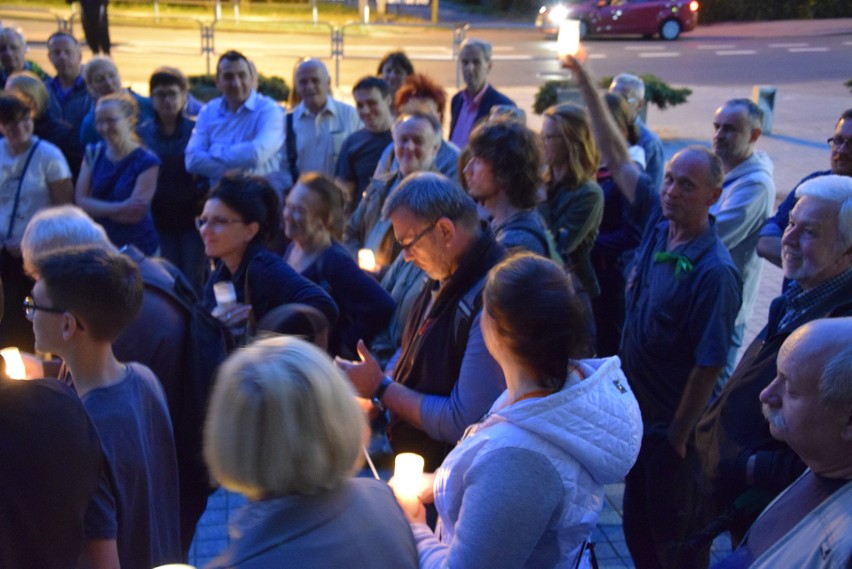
[448,85,515,141]
[695,271,852,517]
[390,227,505,470]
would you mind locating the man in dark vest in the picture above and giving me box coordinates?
[338,171,506,470]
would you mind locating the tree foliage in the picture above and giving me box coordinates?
[188,74,290,103]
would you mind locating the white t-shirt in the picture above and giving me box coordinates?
[0,136,71,246]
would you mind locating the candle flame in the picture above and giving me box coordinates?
[1,347,26,380]
[358,249,377,272]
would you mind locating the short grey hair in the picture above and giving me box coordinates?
[795,174,852,250]
[297,57,330,80]
[392,111,442,145]
[21,205,115,278]
[204,336,366,499]
[460,38,492,62]
[0,27,26,47]
[724,98,764,131]
[671,146,724,190]
[610,73,645,103]
[382,171,479,229]
[83,55,118,86]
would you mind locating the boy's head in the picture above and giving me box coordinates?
[29,247,143,352]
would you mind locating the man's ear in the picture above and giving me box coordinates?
[435,217,456,245]
[749,126,763,144]
[60,312,80,341]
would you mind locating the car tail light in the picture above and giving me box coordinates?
[689,1,699,11]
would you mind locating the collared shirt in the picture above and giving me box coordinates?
[776,268,852,333]
[449,83,489,148]
[185,90,285,190]
[292,97,361,178]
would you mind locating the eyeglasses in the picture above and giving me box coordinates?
[195,216,245,231]
[23,296,65,321]
[398,222,437,252]
[827,136,851,149]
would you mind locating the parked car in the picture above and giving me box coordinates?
[536,0,699,41]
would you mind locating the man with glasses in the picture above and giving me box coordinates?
[757,108,852,269]
[27,246,181,569]
[338,172,506,471]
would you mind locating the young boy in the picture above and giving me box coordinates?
[29,246,181,568]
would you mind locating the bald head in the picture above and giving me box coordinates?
[761,318,852,475]
[0,28,27,74]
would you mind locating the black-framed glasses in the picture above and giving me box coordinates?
[23,296,65,321]
[827,136,851,149]
[398,222,437,252]
[195,216,245,231]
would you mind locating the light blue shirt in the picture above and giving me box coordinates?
[185,90,287,190]
[291,97,361,178]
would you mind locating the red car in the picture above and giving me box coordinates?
[536,0,699,40]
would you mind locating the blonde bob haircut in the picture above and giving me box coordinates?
[203,336,367,499]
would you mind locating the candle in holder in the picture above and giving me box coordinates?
[1,347,25,380]
[213,281,237,309]
[557,19,582,64]
[358,248,377,272]
[393,452,425,502]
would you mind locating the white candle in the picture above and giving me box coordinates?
[358,248,377,272]
[213,281,237,308]
[557,19,581,62]
[393,452,425,501]
[1,347,25,380]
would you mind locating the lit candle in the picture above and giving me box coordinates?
[393,452,425,502]
[358,248,377,272]
[213,281,237,309]
[1,347,25,380]
[557,19,581,63]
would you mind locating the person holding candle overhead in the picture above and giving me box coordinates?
[395,252,642,568]
[203,335,418,568]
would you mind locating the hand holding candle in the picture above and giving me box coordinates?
[391,453,427,524]
[358,248,377,273]
[557,19,587,69]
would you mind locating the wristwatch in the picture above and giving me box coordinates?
[372,376,393,412]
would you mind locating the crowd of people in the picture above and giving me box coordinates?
[0,22,851,569]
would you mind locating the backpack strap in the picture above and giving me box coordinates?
[286,111,299,183]
[453,273,488,349]
[6,139,41,240]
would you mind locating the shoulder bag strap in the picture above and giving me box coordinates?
[286,111,299,183]
[6,139,41,240]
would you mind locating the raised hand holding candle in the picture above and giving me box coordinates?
[358,248,377,272]
[557,19,582,65]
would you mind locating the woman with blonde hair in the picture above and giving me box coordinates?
[204,336,418,568]
[75,91,161,254]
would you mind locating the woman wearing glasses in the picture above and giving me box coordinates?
[198,172,337,337]
[75,92,160,255]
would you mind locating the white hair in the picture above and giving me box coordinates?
[795,174,852,250]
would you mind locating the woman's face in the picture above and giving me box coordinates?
[541,116,568,168]
[95,101,133,148]
[198,198,257,263]
[283,183,326,243]
[381,63,408,94]
[0,113,34,147]
[463,154,499,203]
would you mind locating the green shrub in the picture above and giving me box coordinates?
[533,74,691,115]
[188,73,290,103]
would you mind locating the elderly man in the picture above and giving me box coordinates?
[344,112,442,272]
[609,72,665,192]
[186,50,286,192]
[757,108,852,268]
[711,98,776,392]
[79,56,154,145]
[338,172,506,471]
[335,76,394,209]
[448,38,515,148]
[286,58,360,181]
[45,32,92,138]
[692,174,852,564]
[0,28,48,86]
[711,318,852,568]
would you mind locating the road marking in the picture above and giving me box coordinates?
[588,53,607,59]
[625,45,666,51]
[769,42,808,48]
[638,52,680,58]
[697,44,735,49]
[788,47,829,53]
[492,55,536,60]
[716,50,758,56]
[844,41,852,45]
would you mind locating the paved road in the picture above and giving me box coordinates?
[5,8,850,90]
